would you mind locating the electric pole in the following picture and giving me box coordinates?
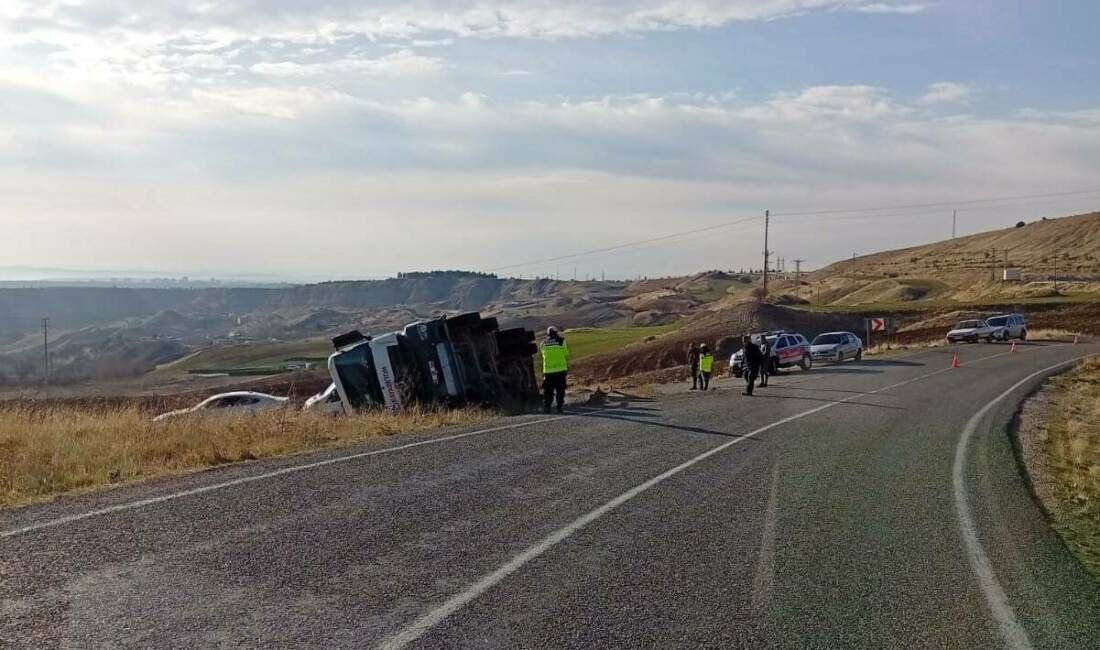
[794,259,805,297]
[952,210,957,239]
[762,210,770,297]
[42,317,49,387]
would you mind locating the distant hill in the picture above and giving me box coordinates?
[806,212,1100,305]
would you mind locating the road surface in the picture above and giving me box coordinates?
[3,341,1100,649]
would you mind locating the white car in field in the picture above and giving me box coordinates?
[304,383,345,416]
[153,391,289,422]
[946,319,1002,344]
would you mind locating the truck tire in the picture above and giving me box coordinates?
[447,312,482,329]
[497,328,534,348]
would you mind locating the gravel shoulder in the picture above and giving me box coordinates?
[1016,357,1100,580]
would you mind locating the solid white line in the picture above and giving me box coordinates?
[378,360,981,649]
[951,353,1096,650]
[0,416,571,539]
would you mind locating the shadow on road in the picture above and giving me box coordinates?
[577,410,764,441]
[749,393,908,410]
[792,367,884,375]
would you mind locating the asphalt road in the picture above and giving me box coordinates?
[3,341,1100,649]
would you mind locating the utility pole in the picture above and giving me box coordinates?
[42,317,49,387]
[762,210,770,297]
[1054,250,1059,293]
[794,259,805,297]
[952,210,957,239]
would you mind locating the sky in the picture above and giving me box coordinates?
[2,0,1099,281]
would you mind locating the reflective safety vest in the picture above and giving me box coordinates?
[699,353,714,373]
[541,339,569,374]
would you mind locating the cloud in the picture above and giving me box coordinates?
[250,50,445,79]
[853,2,932,14]
[920,81,974,105]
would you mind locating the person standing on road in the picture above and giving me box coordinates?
[688,343,701,390]
[698,344,714,391]
[541,326,569,414]
[741,335,764,396]
[756,334,770,388]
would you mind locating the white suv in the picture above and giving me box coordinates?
[985,313,1027,341]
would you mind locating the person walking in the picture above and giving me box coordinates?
[698,344,714,391]
[688,343,701,390]
[541,326,569,414]
[741,335,764,396]
[756,334,770,388]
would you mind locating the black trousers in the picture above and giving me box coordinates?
[759,359,769,386]
[744,364,759,394]
[700,371,712,391]
[543,371,567,411]
[690,363,700,387]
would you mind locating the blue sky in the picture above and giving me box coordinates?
[1,0,1099,281]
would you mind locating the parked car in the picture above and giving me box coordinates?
[731,331,813,377]
[984,313,1028,341]
[153,391,289,422]
[946,319,1002,344]
[304,383,345,415]
[810,331,863,363]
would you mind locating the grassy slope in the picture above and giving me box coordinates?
[563,325,679,359]
[1036,358,1100,579]
[0,405,489,508]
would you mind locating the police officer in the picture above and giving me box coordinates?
[698,344,714,391]
[541,326,569,413]
[756,334,770,388]
[741,335,764,396]
[688,343,701,390]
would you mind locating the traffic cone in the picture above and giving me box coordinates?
[1010,341,1018,353]
[1073,333,1080,345]
[951,354,961,368]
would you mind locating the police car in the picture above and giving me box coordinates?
[731,331,813,377]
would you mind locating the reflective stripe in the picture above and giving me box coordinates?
[699,354,714,373]
[541,339,569,374]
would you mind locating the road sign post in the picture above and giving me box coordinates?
[865,317,888,349]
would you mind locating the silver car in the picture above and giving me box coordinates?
[810,332,864,363]
[984,314,1028,341]
[153,391,289,422]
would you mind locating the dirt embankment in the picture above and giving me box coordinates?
[571,303,862,384]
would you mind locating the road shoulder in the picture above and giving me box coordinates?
[1016,357,1100,581]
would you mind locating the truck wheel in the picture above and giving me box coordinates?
[447,312,482,328]
[800,354,812,371]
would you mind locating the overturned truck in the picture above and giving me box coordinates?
[326,312,540,414]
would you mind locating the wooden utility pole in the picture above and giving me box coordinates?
[762,210,770,296]
[952,210,957,239]
[794,259,805,297]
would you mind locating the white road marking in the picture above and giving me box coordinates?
[378,354,1015,649]
[0,416,571,539]
[952,353,1096,650]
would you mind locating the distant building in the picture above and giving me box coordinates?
[1002,268,1023,282]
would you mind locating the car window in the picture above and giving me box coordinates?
[987,317,1007,327]
[814,334,845,345]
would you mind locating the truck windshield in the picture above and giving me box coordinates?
[330,344,383,410]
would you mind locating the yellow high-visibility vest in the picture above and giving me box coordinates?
[699,353,714,373]
[541,339,569,374]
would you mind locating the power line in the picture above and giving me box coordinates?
[487,215,762,273]
[770,188,1100,220]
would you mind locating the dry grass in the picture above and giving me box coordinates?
[0,405,489,508]
[1029,329,1085,342]
[1039,357,1100,578]
[865,339,948,356]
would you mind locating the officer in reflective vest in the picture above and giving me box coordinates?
[698,343,714,391]
[541,326,569,413]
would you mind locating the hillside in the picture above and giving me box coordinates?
[806,212,1100,305]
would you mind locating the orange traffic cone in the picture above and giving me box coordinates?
[1010,341,1018,353]
[951,354,961,368]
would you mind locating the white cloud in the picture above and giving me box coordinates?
[250,50,445,79]
[920,81,974,105]
[854,3,932,14]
